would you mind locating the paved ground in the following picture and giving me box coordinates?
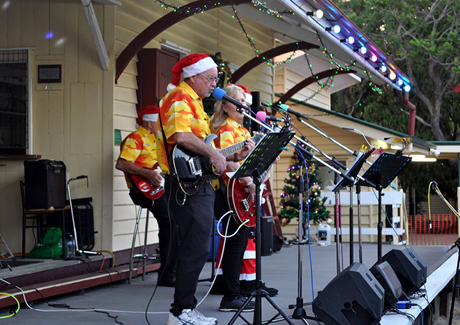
[0,242,456,324]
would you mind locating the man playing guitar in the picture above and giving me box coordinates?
[116,105,178,287]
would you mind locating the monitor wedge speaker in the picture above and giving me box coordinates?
[312,262,385,325]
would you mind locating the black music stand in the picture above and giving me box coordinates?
[228,131,295,325]
[355,152,411,263]
[332,150,373,265]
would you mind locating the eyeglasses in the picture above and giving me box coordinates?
[199,73,220,84]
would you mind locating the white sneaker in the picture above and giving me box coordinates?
[191,309,218,324]
[166,309,218,325]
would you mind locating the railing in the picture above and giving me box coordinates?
[408,214,458,246]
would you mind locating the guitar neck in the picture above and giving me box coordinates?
[217,135,261,158]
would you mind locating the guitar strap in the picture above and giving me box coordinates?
[158,111,176,177]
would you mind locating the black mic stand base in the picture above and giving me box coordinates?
[228,288,295,325]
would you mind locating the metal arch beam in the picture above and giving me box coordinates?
[278,68,356,103]
[229,41,319,83]
[115,0,251,83]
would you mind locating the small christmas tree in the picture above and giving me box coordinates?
[279,138,331,231]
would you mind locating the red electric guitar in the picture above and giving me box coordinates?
[130,163,165,200]
[227,178,267,227]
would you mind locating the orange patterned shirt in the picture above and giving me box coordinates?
[118,126,156,188]
[156,81,214,174]
[215,117,250,149]
[215,117,251,185]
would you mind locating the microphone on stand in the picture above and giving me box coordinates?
[261,102,306,119]
[256,111,285,123]
[212,88,250,111]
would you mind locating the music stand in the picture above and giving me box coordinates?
[332,150,373,265]
[228,131,295,325]
[355,152,411,263]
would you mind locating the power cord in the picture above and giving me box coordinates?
[0,292,20,319]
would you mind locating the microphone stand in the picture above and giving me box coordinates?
[67,175,101,257]
[268,105,378,269]
[430,183,460,325]
[238,107,356,187]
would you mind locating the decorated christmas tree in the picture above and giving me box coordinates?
[279,138,331,230]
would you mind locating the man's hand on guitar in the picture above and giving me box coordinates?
[210,152,227,175]
[238,138,255,160]
[147,169,163,187]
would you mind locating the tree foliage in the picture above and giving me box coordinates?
[334,0,460,208]
[335,0,460,141]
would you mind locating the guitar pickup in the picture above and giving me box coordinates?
[188,159,202,176]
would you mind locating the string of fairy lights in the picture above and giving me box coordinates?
[230,5,298,67]
[152,0,401,101]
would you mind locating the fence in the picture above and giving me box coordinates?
[408,214,458,246]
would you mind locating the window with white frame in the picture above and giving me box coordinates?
[0,49,30,155]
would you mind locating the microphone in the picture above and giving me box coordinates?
[261,102,305,118]
[212,88,250,111]
[256,111,284,123]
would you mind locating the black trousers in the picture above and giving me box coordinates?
[214,186,249,298]
[129,188,178,281]
[166,177,216,315]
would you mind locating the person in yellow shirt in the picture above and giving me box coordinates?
[157,53,254,325]
[116,105,178,287]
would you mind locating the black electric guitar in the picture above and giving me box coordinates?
[171,133,264,195]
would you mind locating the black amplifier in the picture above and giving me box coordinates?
[24,160,67,209]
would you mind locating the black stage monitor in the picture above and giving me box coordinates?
[381,247,427,297]
[312,262,384,325]
[371,261,404,311]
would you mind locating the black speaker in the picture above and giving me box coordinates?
[261,216,273,256]
[370,261,404,310]
[24,160,67,209]
[381,247,427,297]
[312,262,384,325]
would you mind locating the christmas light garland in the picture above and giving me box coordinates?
[231,5,298,67]
[153,0,394,100]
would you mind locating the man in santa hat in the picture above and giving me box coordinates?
[116,105,179,287]
[157,54,254,325]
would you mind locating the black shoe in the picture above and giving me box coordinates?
[219,295,255,312]
[241,281,278,297]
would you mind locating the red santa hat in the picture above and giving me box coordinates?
[236,84,253,106]
[138,105,159,126]
[167,53,217,92]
